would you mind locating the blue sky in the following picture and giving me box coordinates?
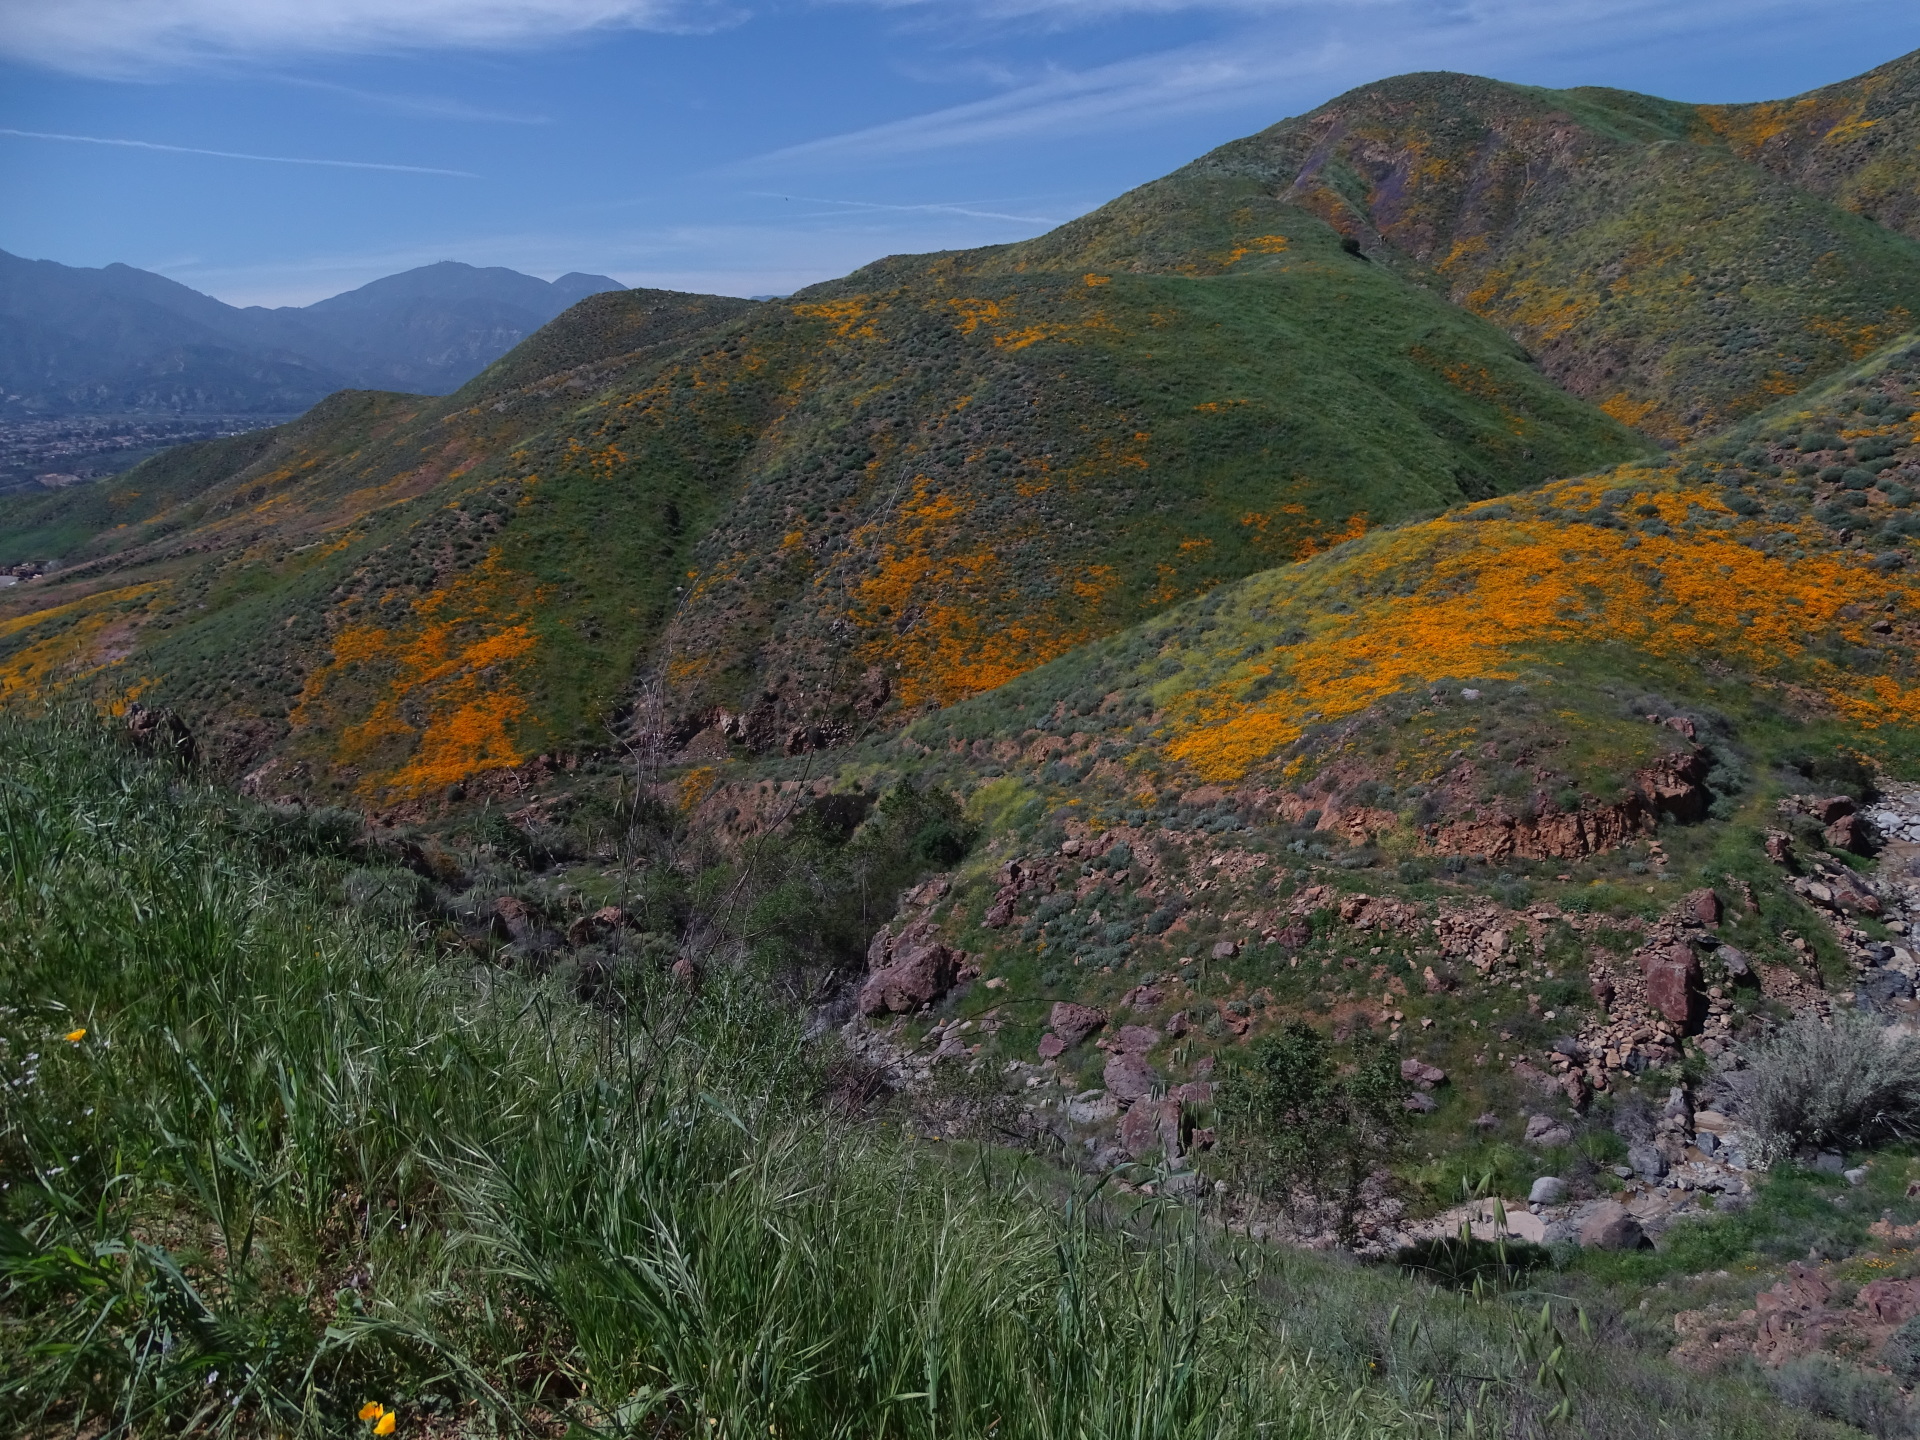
[3,0,1917,307]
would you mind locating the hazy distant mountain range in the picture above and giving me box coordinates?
[0,253,625,416]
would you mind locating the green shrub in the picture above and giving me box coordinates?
[1742,1009,1920,1163]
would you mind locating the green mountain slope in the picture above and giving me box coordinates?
[0,231,1645,796]
[7,51,1920,801]
[902,333,1920,817]
[1695,47,1920,246]
[1032,55,1920,442]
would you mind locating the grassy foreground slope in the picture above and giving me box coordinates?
[0,223,1645,797]
[0,716,1859,1439]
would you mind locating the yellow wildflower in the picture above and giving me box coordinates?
[375,1413,396,1436]
[63,1028,85,1043]
[358,1402,385,1422]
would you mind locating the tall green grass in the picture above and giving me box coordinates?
[0,714,1399,1438]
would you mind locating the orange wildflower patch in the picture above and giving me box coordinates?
[1163,478,1920,782]
[290,554,545,798]
[0,584,164,701]
[1599,392,1663,430]
[791,296,885,341]
[1217,234,1291,268]
[847,481,1114,709]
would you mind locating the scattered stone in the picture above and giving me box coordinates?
[1580,1202,1648,1250]
[1765,830,1796,865]
[1211,939,1239,961]
[1524,1113,1574,1146]
[1814,1152,1846,1175]
[670,956,698,988]
[1718,944,1751,978]
[1473,1111,1501,1130]
[1859,969,1915,1011]
[1104,1051,1158,1103]
[1064,1090,1119,1124]
[1684,888,1722,926]
[1115,1024,1161,1055]
[1403,1091,1439,1114]
[1400,1058,1448,1089]
[1630,1143,1669,1181]
[1049,1002,1106,1046]
[1037,1033,1066,1060]
[1846,1167,1870,1186]
[1529,1176,1569,1206]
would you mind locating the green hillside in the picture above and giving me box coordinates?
[0,220,1645,796]
[1696,46,1920,246]
[1033,55,1920,442]
[7,54,1920,804]
[752,335,1920,1099]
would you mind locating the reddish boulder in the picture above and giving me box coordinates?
[493,895,535,943]
[859,920,962,1016]
[1104,1051,1158,1103]
[1862,1279,1920,1325]
[566,905,627,944]
[1048,1002,1106,1046]
[1643,944,1704,1031]
[1826,814,1873,855]
[1119,1097,1184,1160]
[1764,830,1795,865]
[1400,1058,1448,1090]
[1275,916,1312,950]
[1816,795,1857,824]
[1579,1202,1647,1250]
[1037,1033,1066,1060]
[1683,888,1721,926]
[1116,1024,1161,1055]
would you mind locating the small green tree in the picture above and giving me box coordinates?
[1217,1021,1409,1244]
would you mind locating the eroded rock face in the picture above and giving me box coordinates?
[859,919,961,1016]
[1427,747,1711,859]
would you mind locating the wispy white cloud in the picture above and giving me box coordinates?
[0,126,479,176]
[276,76,554,124]
[752,0,1920,169]
[0,0,739,77]
[750,192,1066,225]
